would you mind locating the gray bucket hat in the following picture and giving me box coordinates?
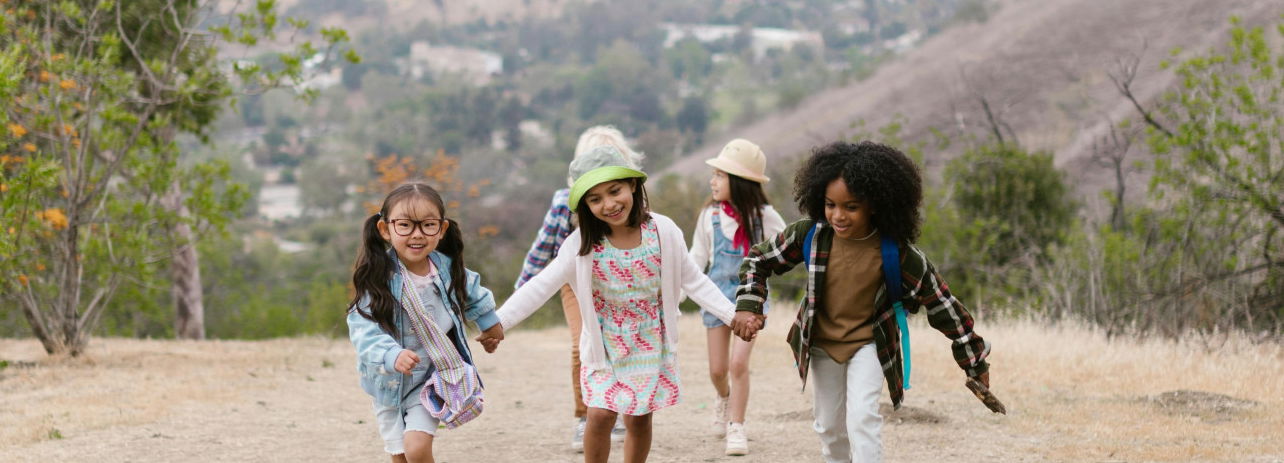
[567,145,647,212]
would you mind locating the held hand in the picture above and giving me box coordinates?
[731,312,765,341]
[394,349,420,375]
[474,324,505,353]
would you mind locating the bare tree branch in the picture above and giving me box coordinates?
[1108,42,1175,138]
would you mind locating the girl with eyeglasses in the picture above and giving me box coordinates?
[347,182,504,463]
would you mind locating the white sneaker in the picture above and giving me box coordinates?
[571,417,586,453]
[610,415,626,442]
[725,422,748,456]
[710,395,729,437]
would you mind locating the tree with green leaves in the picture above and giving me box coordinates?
[1102,16,1284,334]
[0,0,354,355]
[947,144,1076,264]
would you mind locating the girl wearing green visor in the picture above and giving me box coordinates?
[483,145,745,463]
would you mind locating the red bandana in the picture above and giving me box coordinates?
[719,201,751,256]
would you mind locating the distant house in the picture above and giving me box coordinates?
[258,182,303,221]
[882,29,923,54]
[293,52,342,93]
[660,23,825,60]
[403,41,503,85]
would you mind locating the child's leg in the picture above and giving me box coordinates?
[583,407,617,463]
[402,403,439,463]
[844,344,884,462]
[705,325,732,396]
[621,413,653,463]
[809,347,851,463]
[403,431,434,463]
[727,335,757,423]
[391,454,408,463]
[560,284,588,418]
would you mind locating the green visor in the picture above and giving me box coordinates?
[568,166,647,212]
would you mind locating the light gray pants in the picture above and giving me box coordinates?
[810,344,884,463]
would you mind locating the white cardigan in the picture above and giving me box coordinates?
[497,213,736,371]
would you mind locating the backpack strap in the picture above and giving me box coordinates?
[880,236,911,390]
[802,222,818,267]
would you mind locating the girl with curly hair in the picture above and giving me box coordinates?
[729,141,993,462]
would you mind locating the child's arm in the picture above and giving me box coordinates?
[760,206,787,241]
[904,246,991,379]
[497,232,578,330]
[677,230,736,326]
[460,268,500,331]
[734,219,813,314]
[461,267,505,353]
[688,207,712,272]
[346,302,407,376]
[515,191,573,289]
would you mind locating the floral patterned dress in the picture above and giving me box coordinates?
[580,219,681,415]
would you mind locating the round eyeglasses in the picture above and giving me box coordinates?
[387,218,444,237]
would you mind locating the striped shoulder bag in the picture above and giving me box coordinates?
[397,261,484,429]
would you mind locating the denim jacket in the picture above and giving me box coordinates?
[347,251,499,408]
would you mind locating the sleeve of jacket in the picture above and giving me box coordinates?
[760,206,787,242]
[515,192,572,289]
[903,246,990,378]
[462,267,500,331]
[735,218,812,314]
[672,221,736,325]
[347,299,404,375]
[688,207,712,272]
[498,231,578,329]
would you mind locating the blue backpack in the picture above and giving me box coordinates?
[803,223,912,390]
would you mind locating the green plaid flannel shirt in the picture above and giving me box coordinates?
[735,219,990,409]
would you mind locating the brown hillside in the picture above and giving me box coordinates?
[666,0,1279,210]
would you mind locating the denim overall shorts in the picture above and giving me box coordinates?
[701,209,767,328]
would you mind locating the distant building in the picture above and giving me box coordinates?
[258,183,302,221]
[660,23,825,60]
[296,67,343,92]
[403,41,503,85]
[882,29,923,54]
[292,52,342,93]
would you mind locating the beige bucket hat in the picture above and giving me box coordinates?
[706,138,769,183]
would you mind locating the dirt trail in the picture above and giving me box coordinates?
[2,315,1282,462]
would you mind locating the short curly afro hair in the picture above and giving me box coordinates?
[793,141,923,244]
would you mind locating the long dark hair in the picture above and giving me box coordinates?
[792,141,923,245]
[705,173,770,247]
[576,179,651,256]
[348,183,471,336]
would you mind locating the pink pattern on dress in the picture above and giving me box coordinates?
[579,220,680,415]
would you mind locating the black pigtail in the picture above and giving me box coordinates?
[349,213,398,336]
[437,218,470,322]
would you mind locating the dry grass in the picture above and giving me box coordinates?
[1,315,1281,462]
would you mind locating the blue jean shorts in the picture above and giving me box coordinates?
[373,399,439,454]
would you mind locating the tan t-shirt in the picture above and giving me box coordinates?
[814,233,883,363]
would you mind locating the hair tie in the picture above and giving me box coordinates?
[374,211,383,218]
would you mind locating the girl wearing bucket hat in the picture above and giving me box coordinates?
[513,125,641,452]
[689,138,786,456]
[487,145,747,463]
